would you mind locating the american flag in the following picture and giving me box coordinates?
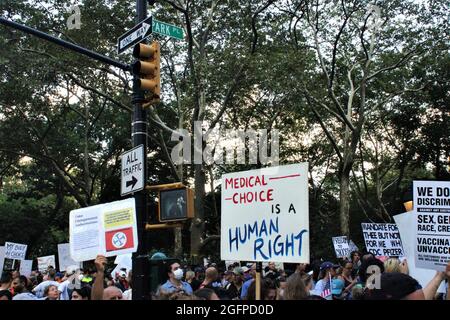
[320,277,332,299]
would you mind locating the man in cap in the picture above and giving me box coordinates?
[225,267,245,300]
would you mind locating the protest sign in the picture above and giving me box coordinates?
[332,236,350,258]
[0,246,5,271]
[19,260,33,277]
[348,240,359,253]
[221,163,309,263]
[70,198,138,262]
[58,243,80,272]
[361,223,404,257]
[394,212,446,293]
[4,242,27,260]
[37,255,56,272]
[413,180,450,271]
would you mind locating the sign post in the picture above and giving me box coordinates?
[131,0,150,301]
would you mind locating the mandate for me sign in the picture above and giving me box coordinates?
[414,180,450,271]
[220,164,309,263]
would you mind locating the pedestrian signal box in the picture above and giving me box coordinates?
[158,187,194,222]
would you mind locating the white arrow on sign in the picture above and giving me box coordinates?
[117,16,153,54]
[119,23,150,50]
[121,145,145,196]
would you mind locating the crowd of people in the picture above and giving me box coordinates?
[1,251,449,301]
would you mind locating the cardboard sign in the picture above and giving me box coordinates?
[332,236,351,258]
[58,243,80,272]
[37,255,56,272]
[69,198,138,262]
[413,180,450,271]
[4,242,27,260]
[220,163,309,263]
[19,260,33,277]
[361,223,404,257]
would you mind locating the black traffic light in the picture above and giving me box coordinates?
[132,41,160,103]
[158,187,194,222]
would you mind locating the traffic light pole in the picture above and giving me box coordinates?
[0,17,129,71]
[131,0,151,301]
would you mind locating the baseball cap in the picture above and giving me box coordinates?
[320,261,339,271]
[233,267,244,276]
[119,271,127,278]
[241,266,250,273]
[331,278,345,295]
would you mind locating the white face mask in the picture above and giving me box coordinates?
[173,268,184,280]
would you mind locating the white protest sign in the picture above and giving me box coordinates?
[394,212,446,293]
[70,198,138,262]
[361,223,404,257]
[413,180,450,271]
[348,240,359,253]
[114,253,132,270]
[58,243,80,272]
[4,242,27,260]
[0,246,5,271]
[221,163,309,263]
[332,236,351,258]
[19,260,33,277]
[37,255,56,272]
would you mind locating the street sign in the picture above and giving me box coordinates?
[121,145,145,196]
[117,16,153,54]
[152,18,184,40]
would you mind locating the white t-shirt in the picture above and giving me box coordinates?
[58,280,71,300]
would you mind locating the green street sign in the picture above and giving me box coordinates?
[152,18,184,40]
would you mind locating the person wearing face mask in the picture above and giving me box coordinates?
[159,262,193,295]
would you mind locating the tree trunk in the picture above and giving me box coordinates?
[190,163,206,264]
[339,168,351,237]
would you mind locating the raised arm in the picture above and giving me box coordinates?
[91,255,107,300]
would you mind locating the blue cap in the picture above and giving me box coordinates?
[320,261,339,271]
[332,278,345,295]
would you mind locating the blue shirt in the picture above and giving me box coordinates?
[240,278,254,299]
[159,280,193,295]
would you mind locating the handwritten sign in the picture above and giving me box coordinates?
[414,180,450,271]
[4,242,27,260]
[220,164,309,263]
[361,223,404,257]
[332,236,350,258]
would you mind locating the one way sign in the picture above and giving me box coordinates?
[117,16,152,54]
[121,145,145,196]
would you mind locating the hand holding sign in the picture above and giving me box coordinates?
[95,255,107,273]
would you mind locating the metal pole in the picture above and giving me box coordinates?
[131,0,150,301]
[0,17,129,71]
[255,262,262,300]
